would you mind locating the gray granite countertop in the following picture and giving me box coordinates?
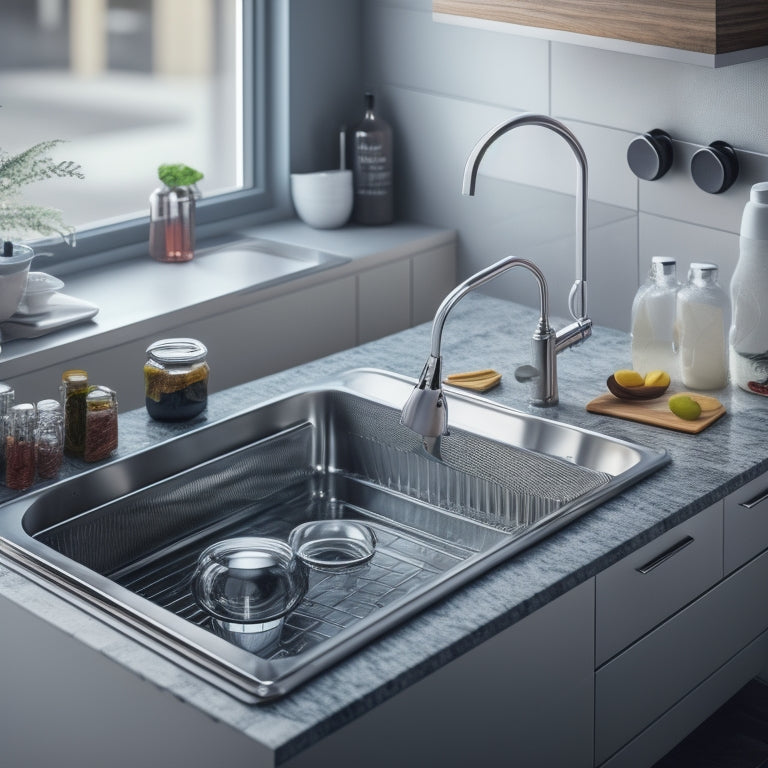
[1,292,765,764]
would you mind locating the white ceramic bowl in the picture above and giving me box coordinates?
[0,244,36,322]
[18,271,65,314]
[290,169,353,229]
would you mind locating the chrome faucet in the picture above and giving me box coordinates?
[401,114,593,439]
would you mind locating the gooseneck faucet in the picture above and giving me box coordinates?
[401,114,593,439]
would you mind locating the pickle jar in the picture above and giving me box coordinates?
[61,369,89,457]
[144,338,209,421]
[84,386,118,462]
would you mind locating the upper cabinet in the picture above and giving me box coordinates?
[433,0,768,67]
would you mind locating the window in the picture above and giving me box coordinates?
[0,0,273,263]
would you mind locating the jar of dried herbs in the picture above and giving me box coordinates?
[6,403,36,490]
[36,398,64,479]
[84,386,118,462]
[144,338,209,421]
[61,369,89,457]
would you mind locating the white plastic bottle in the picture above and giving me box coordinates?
[730,181,768,396]
[676,263,729,390]
[630,256,680,377]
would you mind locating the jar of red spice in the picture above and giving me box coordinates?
[84,386,118,462]
[6,403,36,490]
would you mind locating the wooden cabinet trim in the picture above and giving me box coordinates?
[433,0,768,55]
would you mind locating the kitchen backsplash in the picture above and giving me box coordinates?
[359,0,768,333]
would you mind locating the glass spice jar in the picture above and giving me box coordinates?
[144,338,209,421]
[6,403,36,490]
[36,398,64,479]
[84,386,118,463]
[61,369,89,457]
[0,382,15,469]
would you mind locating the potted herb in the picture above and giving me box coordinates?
[0,139,84,248]
[0,139,83,321]
[149,163,204,263]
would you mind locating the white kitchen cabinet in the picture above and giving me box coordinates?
[596,544,768,764]
[724,471,768,575]
[594,468,768,766]
[285,578,595,768]
[595,502,722,666]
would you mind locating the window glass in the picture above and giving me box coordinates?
[0,0,244,236]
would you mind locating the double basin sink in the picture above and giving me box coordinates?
[0,369,668,701]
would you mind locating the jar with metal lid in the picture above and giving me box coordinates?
[84,386,118,462]
[61,369,89,457]
[144,338,209,421]
[36,398,64,479]
[0,382,15,468]
[6,403,36,490]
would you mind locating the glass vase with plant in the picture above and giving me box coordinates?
[149,163,204,263]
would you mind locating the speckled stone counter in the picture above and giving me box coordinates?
[1,292,766,764]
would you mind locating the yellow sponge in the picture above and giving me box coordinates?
[444,369,502,392]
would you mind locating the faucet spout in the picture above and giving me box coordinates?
[401,113,594,440]
[463,113,589,323]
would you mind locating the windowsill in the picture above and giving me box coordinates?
[0,219,455,380]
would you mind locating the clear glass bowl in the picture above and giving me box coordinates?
[288,520,376,572]
[191,537,307,653]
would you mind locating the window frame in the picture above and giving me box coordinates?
[38,0,281,272]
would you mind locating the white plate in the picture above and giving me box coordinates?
[0,293,99,339]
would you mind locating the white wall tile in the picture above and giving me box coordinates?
[551,43,768,153]
[365,1,549,112]
[638,142,768,233]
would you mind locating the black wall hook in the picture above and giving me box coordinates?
[691,141,739,194]
[627,129,674,181]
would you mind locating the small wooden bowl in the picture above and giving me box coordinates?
[606,374,669,400]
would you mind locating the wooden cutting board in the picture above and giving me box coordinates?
[586,391,726,433]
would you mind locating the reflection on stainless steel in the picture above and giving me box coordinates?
[0,369,668,702]
[402,114,593,438]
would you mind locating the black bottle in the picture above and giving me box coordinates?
[352,93,393,225]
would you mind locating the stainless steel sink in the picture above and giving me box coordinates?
[0,369,668,702]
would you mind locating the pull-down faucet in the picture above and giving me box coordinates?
[401,114,593,439]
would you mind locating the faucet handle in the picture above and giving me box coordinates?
[568,279,588,321]
[514,364,539,382]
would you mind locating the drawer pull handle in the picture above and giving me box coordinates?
[740,489,768,509]
[636,536,694,574]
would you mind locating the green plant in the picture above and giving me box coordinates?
[158,163,204,188]
[0,139,84,246]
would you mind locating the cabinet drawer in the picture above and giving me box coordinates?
[595,546,768,764]
[725,470,768,575]
[595,502,722,666]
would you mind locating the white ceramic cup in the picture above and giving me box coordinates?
[290,169,353,229]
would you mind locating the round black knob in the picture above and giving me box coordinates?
[691,141,739,194]
[627,129,674,181]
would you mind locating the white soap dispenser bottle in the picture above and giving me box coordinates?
[630,256,680,378]
[730,181,768,395]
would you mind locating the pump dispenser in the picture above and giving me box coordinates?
[351,93,393,225]
[730,182,768,395]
